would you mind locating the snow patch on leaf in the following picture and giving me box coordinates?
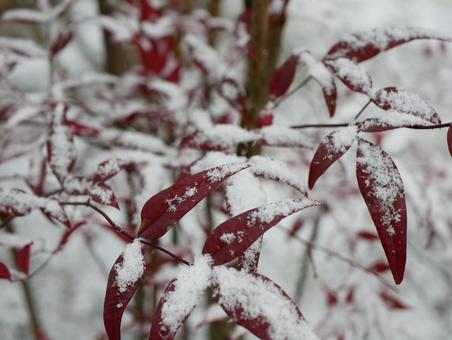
[160,256,212,333]
[114,239,144,293]
[213,267,319,340]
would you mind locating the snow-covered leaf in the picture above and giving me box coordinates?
[249,155,305,193]
[202,198,319,266]
[324,26,452,63]
[104,240,145,340]
[0,188,69,226]
[47,103,77,184]
[308,126,357,189]
[356,138,406,284]
[324,58,372,94]
[139,163,249,240]
[212,267,319,340]
[358,113,434,132]
[372,87,441,124]
[149,256,212,339]
[89,184,120,209]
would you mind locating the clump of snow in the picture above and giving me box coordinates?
[326,58,372,94]
[225,170,266,216]
[327,126,357,155]
[160,256,213,333]
[357,141,404,233]
[114,239,145,293]
[299,51,335,95]
[220,233,236,244]
[189,124,259,150]
[206,163,249,183]
[213,266,319,340]
[248,198,318,225]
[190,152,246,174]
[249,155,305,192]
[258,126,311,148]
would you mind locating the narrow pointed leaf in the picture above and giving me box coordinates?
[104,241,145,340]
[322,80,337,117]
[139,163,249,240]
[268,55,298,99]
[308,126,357,189]
[212,267,319,340]
[356,138,407,284]
[17,243,32,274]
[0,263,11,280]
[202,198,319,266]
[447,124,452,157]
[324,27,452,63]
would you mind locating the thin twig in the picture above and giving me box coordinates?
[278,226,397,291]
[291,121,452,130]
[354,99,371,120]
[273,76,312,109]
[60,200,191,266]
[139,239,191,266]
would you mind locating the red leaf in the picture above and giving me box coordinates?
[379,291,408,310]
[308,127,357,190]
[104,241,145,340]
[356,231,379,241]
[447,124,452,157]
[0,263,11,280]
[50,26,74,56]
[322,80,337,117]
[212,268,317,340]
[66,119,100,137]
[324,58,372,94]
[202,198,319,266]
[268,55,298,99]
[139,163,249,240]
[372,87,441,124]
[369,261,390,273]
[324,27,452,63]
[356,138,407,284]
[17,243,32,274]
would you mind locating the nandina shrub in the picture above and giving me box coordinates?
[1,1,452,339]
